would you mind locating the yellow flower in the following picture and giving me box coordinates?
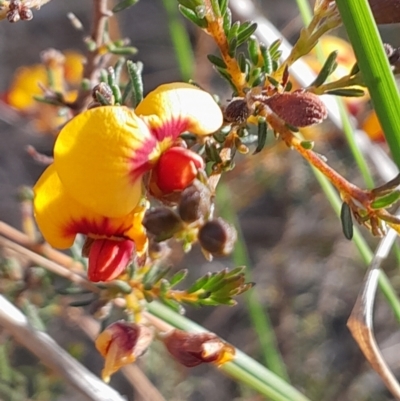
[33,82,222,279]
[53,83,223,218]
[33,165,148,281]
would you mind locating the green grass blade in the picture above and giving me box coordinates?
[335,0,400,169]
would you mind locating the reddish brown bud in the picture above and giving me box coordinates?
[178,180,211,223]
[143,207,183,241]
[162,329,235,367]
[265,90,328,127]
[95,321,153,382]
[198,218,237,257]
[224,98,250,124]
[6,9,20,22]
[19,6,33,21]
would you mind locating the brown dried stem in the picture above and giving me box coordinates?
[265,112,373,206]
[0,294,127,401]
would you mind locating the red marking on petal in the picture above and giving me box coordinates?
[63,216,133,240]
[149,117,189,142]
[88,238,135,282]
[128,136,158,181]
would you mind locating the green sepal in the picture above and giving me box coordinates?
[112,0,139,13]
[126,60,143,107]
[228,21,240,42]
[205,141,222,163]
[371,191,400,209]
[210,0,221,17]
[169,269,188,287]
[187,273,211,293]
[311,50,338,87]
[207,54,227,69]
[300,140,314,150]
[69,298,94,307]
[340,202,353,240]
[237,52,247,73]
[105,280,132,294]
[178,5,208,28]
[218,0,228,15]
[228,36,238,57]
[108,46,138,56]
[95,91,113,106]
[260,44,272,74]
[325,88,365,97]
[237,21,258,47]
[223,8,232,34]
[248,36,259,65]
[253,116,267,154]
[268,39,282,59]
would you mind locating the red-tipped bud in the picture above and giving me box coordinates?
[88,238,135,282]
[153,147,205,194]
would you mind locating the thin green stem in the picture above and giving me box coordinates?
[217,183,290,382]
[335,0,400,169]
[161,0,194,81]
[147,301,311,401]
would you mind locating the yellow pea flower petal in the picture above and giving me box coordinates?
[34,165,149,251]
[54,106,158,218]
[135,82,223,140]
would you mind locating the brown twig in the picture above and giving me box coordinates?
[0,294,127,401]
[0,221,85,272]
[73,0,112,110]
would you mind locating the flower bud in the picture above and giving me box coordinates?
[143,207,183,241]
[198,218,237,257]
[224,98,249,124]
[95,321,153,382]
[178,180,211,223]
[91,82,114,105]
[265,90,328,127]
[162,329,235,367]
[88,238,135,282]
[152,147,205,195]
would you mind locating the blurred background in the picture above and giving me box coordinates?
[0,1,400,400]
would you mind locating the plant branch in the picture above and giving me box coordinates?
[0,294,126,401]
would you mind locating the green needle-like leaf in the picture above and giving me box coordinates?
[335,0,400,169]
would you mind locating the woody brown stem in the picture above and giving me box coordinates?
[266,113,373,205]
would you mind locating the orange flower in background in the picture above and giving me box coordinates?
[33,82,223,281]
[4,50,84,133]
